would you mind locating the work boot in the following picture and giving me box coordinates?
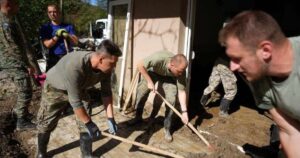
[219,98,232,117]
[164,129,173,143]
[127,109,143,126]
[36,132,51,158]
[16,117,36,131]
[80,133,99,158]
[219,111,229,117]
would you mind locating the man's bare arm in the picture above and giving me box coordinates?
[269,108,300,158]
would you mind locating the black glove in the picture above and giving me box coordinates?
[200,94,209,106]
[107,118,118,135]
[85,120,101,139]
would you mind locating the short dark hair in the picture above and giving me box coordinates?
[219,11,286,51]
[96,39,122,57]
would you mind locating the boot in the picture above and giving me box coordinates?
[80,133,99,158]
[219,98,232,117]
[164,129,173,143]
[36,132,51,158]
[16,117,36,131]
[127,108,143,126]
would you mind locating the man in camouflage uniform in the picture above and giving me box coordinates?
[0,0,36,130]
[129,51,189,142]
[200,55,237,117]
[36,40,121,158]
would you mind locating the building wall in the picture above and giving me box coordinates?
[117,0,188,106]
[132,0,187,68]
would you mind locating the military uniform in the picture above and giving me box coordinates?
[134,51,186,136]
[201,56,237,116]
[36,51,113,157]
[37,51,112,133]
[0,12,33,119]
[203,58,237,100]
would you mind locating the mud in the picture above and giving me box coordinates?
[0,83,274,158]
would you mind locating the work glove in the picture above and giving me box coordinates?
[200,94,209,106]
[85,120,101,139]
[55,28,69,38]
[107,118,118,135]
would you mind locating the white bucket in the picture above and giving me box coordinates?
[37,59,46,73]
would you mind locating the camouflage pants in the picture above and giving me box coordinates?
[135,72,177,131]
[0,67,32,118]
[203,64,237,100]
[37,82,91,133]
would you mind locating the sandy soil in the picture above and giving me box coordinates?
[0,85,275,158]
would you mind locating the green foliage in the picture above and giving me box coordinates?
[17,0,57,41]
[63,1,107,36]
[17,0,107,41]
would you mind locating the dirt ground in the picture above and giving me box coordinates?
[0,84,275,158]
[0,87,41,158]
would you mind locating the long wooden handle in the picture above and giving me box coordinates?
[155,92,212,148]
[101,131,184,158]
[63,38,70,53]
[122,70,139,112]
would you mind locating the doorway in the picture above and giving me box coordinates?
[108,0,131,108]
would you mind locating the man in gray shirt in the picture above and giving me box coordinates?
[219,11,300,158]
[36,40,122,158]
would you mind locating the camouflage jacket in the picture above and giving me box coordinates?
[0,12,31,69]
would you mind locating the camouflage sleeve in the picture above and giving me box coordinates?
[15,17,41,73]
[0,15,29,69]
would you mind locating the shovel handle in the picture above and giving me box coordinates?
[101,131,184,158]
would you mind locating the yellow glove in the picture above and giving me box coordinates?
[55,29,69,38]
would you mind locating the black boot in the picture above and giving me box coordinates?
[219,98,232,117]
[80,133,98,158]
[127,108,143,126]
[36,132,51,158]
[16,117,36,131]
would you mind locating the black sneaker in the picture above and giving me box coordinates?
[16,117,36,131]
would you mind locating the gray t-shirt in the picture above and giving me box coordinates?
[252,36,300,121]
[46,51,112,109]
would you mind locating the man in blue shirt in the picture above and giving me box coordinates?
[40,4,78,71]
